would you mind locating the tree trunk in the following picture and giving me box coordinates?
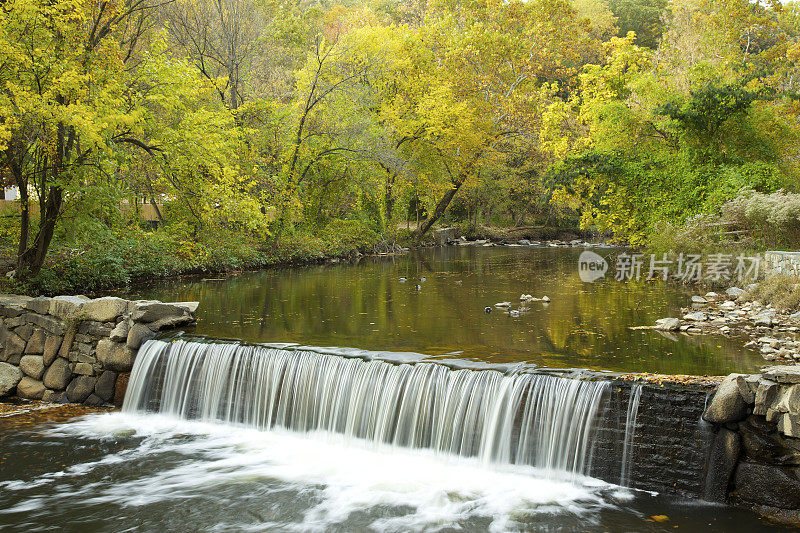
[414,174,466,237]
[384,171,395,223]
[18,186,63,277]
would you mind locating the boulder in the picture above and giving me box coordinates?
[734,462,800,510]
[24,296,52,314]
[83,393,106,406]
[43,335,62,366]
[43,357,72,390]
[171,301,199,314]
[126,323,156,350]
[704,374,748,423]
[94,370,117,402]
[48,295,89,319]
[80,297,128,322]
[727,287,747,298]
[66,375,97,403]
[754,379,780,416]
[778,413,800,438]
[109,320,130,342]
[96,339,136,372]
[73,362,94,376]
[3,331,26,359]
[25,313,66,336]
[16,377,45,399]
[42,390,68,404]
[24,328,46,354]
[736,375,760,404]
[691,296,708,304]
[763,366,800,385]
[131,302,188,323]
[15,324,33,341]
[703,428,741,503]
[0,362,23,396]
[754,314,774,327]
[19,355,45,380]
[655,318,681,331]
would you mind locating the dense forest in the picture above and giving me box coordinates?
[2,0,800,292]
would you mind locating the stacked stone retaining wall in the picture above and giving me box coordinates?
[0,294,196,406]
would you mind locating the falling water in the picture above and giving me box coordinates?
[124,338,612,479]
[619,383,643,487]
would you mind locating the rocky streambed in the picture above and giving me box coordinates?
[649,286,800,365]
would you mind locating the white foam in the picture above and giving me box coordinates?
[19,413,620,531]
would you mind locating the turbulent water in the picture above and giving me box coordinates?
[124,338,612,479]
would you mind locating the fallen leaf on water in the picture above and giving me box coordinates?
[649,515,669,523]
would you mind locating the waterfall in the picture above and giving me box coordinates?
[619,383,643,487]
[124,338,611,479]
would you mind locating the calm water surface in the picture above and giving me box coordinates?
[127,246,763,375]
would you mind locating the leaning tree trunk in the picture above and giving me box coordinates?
[18,185,63,277]
[414,174,466,237]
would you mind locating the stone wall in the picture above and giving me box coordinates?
[764,251,800,277]
[0,294,197,406]
[590,380,716,498]
[703,366,800,519]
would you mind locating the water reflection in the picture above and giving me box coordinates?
[125,247,764,375]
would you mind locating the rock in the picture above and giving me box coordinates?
[24,296,52,314]
[126,323,156,350]
[759,337,781,347]
[25,313,65,336]
[15,324,33,341]
[113,372,129,407]
[754,379,780,416]
[654,318,681,331]
[147,314,195,331]
[705,292,720,300]
[734,462,800,510]
[43,335,62,366]
[737,375,759,404]
[721,301,738,311]
[43,357,72,390]
[542,296,551,302]
[779,413,800,438]
[109,320,130,342]
[727,287,747,298]
[494,302,511,308]
[73,362,94,375]
[763,366,800,384]
[790,311,800,323]
[42,390,68,404]
[0,362,23,396]
[704,374,748,423]
[80,297,128,322]
[3,331,25,360]
[131,302,189,323]
[683,311,708,322]
[19,355,45,380]
[703,428,741,503]
[66,375,97,403]
[691,296,708,304]
[83,393,106,406]
[24,328,45,354]
[518,239,531,246]
[94,370,117,402]
[754,314,774,327]
[96,339,136,372]
[48,295,89,319]
[16,377,45,399]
